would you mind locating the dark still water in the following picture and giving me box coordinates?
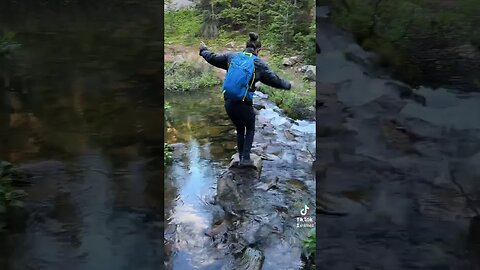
[164,87,237,269]
[316,6,480,270]
[0,2,164,269]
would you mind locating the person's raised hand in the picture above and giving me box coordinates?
[254,81,261,91]
[199,41,207,51]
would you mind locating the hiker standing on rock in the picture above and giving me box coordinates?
[199,32,292,167]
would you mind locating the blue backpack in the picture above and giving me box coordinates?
[222,52,257,101]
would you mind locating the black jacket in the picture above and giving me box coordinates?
[199,47,291,91]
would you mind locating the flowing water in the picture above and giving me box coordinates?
[316,6,480,269]
[0,2,164,269]
[165,87,316,269]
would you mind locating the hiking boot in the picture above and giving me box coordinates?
[239,158,254,168]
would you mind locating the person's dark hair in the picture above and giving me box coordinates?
[246,32,262,50]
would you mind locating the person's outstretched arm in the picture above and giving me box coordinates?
[257,59,292,90]
[199,42,233,70]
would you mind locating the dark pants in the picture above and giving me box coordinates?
[224,100,255,161]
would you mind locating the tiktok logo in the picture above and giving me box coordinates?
[300,204,309,216]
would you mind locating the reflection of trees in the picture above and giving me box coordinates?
[0,31,21,92]
[165,89,238,162]
[0,8,164,163]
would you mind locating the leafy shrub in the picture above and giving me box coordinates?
[165,9,202,45]
[165,61,220,91]
[302,228,316,260]
[164,143,172,166]
[0,31,21,59]
[0,161,27,231]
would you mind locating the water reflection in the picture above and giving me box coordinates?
[316,9,480,269]
[166,139,228,269]
[165,88,234,269]
[0,3,163,269]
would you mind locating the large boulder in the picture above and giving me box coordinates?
[237,246,265,270]
[282,56,303,66]
[304,65,316,81]
[229,153,262,171]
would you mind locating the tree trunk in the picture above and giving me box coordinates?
[257,6,261,33]
[285,11,289,44]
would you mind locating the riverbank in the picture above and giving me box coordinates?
[164,43,315,120]
[322,0,480,91]
[164,6,316,120]
[316,7,480,269]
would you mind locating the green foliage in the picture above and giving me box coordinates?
[164,2,316,119]
[361,36,421,83]
[331,0,479,46]
[293,20,316,65]
[0,31,21,59]
[263,86,314,120]
[329,0,480,84]
[165,9,202,45]
[219,0,268,32]
[264,0,315,52]
[165,60,220,92]
[262,75,315,120]
[265,1,295,45]
[331,0,376,39]
[260,54,315,119]
[302,228,316,258]
[164,143,172,166]
[203,29,245,51]
[0,161,27,232]
[188,0,315,60]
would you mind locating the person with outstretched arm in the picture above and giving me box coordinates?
[199,32,292,167]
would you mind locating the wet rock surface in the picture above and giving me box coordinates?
[2,158,163,270]
[219,93,315,270]
[316,8,480,269]
[165,88,315,269]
